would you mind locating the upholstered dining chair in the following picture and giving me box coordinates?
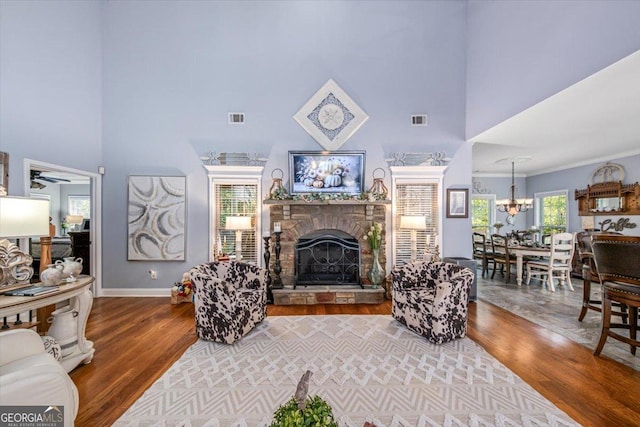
[491,234,517,283]
[576,230,627,322]
[526,232,575,292]
[591,234,640,356]
[391,261,474,344]
[188,261,268,344]
[472,232,494,278]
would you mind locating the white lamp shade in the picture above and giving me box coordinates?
[225,216,252,230]
[0,196,50,238]
[400,215,427,230]
[65,214,84,225]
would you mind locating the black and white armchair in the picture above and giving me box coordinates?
[391,261,474,344]
[188,261,268,344]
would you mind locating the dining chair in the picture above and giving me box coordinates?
[526,232,575,292]
[591,234,640,356]
[576,230,627,322]
[472,232,494,278]
[491,234,517,283]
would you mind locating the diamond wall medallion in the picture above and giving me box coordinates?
[294,79,368,151]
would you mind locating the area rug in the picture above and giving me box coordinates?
[113,315,579,426]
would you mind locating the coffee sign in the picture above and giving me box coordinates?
[599,217,637,232]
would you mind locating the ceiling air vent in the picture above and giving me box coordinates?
[228,112,245,124]
[411,114,428,126]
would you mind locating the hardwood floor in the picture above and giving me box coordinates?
[69,297,640,426]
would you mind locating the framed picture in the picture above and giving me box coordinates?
[289,151,365,195]
[293,79,369,151]
[127,176,186,261]
[0,151,8,195]
[446,188,469,218]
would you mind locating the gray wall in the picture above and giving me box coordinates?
[2,1,638,290]
[527,154,640,236]
[466,0,640,138]
[0,0,102,193]
[100,1,470,288]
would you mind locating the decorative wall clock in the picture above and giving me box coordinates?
[293,79,368,151]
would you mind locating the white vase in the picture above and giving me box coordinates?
[56,257,83,279]
[47,306,79,357]
[40,263,64,286]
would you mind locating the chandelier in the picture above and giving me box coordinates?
[496,161,533,216]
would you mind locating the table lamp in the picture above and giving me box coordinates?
[400,215,427,262]
[0,196,50,290]
[65,215,84,232]
[225,216,252,262]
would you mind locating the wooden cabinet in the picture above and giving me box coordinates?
[575,181,640,216]
[68,231,90,275]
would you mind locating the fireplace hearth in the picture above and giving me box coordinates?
[294,229,361,288]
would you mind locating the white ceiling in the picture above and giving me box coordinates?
[471,50,640,177]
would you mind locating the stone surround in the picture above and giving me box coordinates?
[266,201,389,288]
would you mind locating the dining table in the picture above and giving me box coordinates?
[511,245,552,286]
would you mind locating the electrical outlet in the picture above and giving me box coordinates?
[148,270,158,279]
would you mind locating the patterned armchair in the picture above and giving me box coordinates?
[391,261,474,344]
[188,261,268,344]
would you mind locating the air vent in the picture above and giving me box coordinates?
[411,114,428,126]
[228,112,245,124]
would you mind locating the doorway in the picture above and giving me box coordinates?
[24,159,102,296]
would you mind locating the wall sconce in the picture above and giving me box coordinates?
[400,215,427,262]
[0,196,50,290]
[225,216,252,262]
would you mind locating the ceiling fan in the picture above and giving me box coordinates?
[30,170,71,189]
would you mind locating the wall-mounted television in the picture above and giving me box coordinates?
[289,151,365,195]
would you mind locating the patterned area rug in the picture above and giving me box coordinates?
[114,315,579,426]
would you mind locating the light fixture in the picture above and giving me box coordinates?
[400,215,427,262]
[496,161,533,217]
[0,196,50,290]
[225,216,252,262]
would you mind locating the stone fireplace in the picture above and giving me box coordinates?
[266,201,388,288]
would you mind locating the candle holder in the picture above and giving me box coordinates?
[263,236,273,303]
[272,231,283,289]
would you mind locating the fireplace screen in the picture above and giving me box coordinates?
[294,230,361,288]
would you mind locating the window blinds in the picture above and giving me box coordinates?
[394,182,439,266]
[213,183,258,264]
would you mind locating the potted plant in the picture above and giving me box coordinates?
[270,371,337,427]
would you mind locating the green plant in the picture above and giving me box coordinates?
[270,395,337,427]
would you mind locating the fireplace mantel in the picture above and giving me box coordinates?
[264,199,390,220]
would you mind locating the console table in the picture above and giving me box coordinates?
[0,275,95,372]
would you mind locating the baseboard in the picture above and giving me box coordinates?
[99,288,170,297]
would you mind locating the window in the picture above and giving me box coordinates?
[471,195,495,235]
[207,166,263,265]
[535,190,568,235]
[391,166,445,266]
[68,196,90,218]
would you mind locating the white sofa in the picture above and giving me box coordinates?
[0,329,78,426]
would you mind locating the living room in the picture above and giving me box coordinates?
[1,1,639,426]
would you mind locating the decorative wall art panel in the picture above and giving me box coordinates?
[128,176,186,261]
[293,79,368,151]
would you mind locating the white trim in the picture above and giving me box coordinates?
[526,149,640,177]
[533,189,569,231]
[206,165,264,264]
[390,166,447,266]
[24,159,103,297]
